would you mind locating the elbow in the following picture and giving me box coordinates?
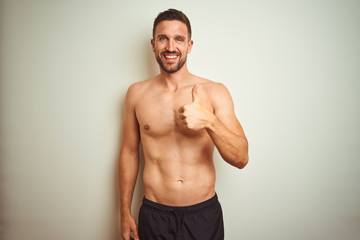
[222,138,249,169]
[234,141,249,169]
[224,152,248,169]
[235,154,249,169]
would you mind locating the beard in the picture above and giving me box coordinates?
[156,51,187,73]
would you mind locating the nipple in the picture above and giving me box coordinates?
[144,124,150,130]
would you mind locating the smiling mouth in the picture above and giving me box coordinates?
[162,52,179,60]
[164,55,177,59]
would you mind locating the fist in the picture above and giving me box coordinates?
[178,84,213,131]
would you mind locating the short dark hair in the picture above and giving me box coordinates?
[153,9,192,40]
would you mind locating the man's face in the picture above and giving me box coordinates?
[151,20,193,73]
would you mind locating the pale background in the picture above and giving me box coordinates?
[1,0,359,239]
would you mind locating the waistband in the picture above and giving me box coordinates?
[142,193,218,212]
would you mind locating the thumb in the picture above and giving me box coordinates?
[192,84,200,102]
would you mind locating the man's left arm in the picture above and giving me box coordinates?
[206,83,248,168]
[179,83,248,169]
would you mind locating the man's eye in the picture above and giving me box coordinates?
[159,37,166,41]
[176,38,184,42]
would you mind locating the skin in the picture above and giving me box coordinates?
[119,20,248,240]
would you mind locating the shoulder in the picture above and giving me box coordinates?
[192,75,228,91]
[125,77,157,104]
[206,81,229,95]
[126,78,152,95]
[193,77,234,112]
[194,76,231,100]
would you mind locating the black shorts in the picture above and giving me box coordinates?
[138,194,224,240]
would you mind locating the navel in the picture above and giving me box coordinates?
[144,124,150,130]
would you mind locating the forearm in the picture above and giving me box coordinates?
[119,151,139,216]
[206,116,248,169]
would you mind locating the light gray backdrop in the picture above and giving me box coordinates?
[1,0,359,239]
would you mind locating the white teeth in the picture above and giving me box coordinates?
[164,55,177,59]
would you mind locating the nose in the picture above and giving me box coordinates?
[166,39,175,52]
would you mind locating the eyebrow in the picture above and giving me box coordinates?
[157,34,186,40]
[175,35,186,40]
[157,34,168,39]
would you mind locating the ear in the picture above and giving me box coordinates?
[151,39,155,52]
[187,40,194,54]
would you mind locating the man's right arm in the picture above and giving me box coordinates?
[119,84,140,240]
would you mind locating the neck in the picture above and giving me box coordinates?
[158,64,192,91]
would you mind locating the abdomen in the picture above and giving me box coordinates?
[141,135,216,206]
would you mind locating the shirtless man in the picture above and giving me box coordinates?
[119,9,248,240]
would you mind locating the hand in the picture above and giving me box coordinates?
[121,214,139,240]
[178,84,214,131]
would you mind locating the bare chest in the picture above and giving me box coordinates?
[135,91,212,138]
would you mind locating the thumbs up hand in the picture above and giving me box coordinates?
[178,84,214,131]
[191,84,201,103]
